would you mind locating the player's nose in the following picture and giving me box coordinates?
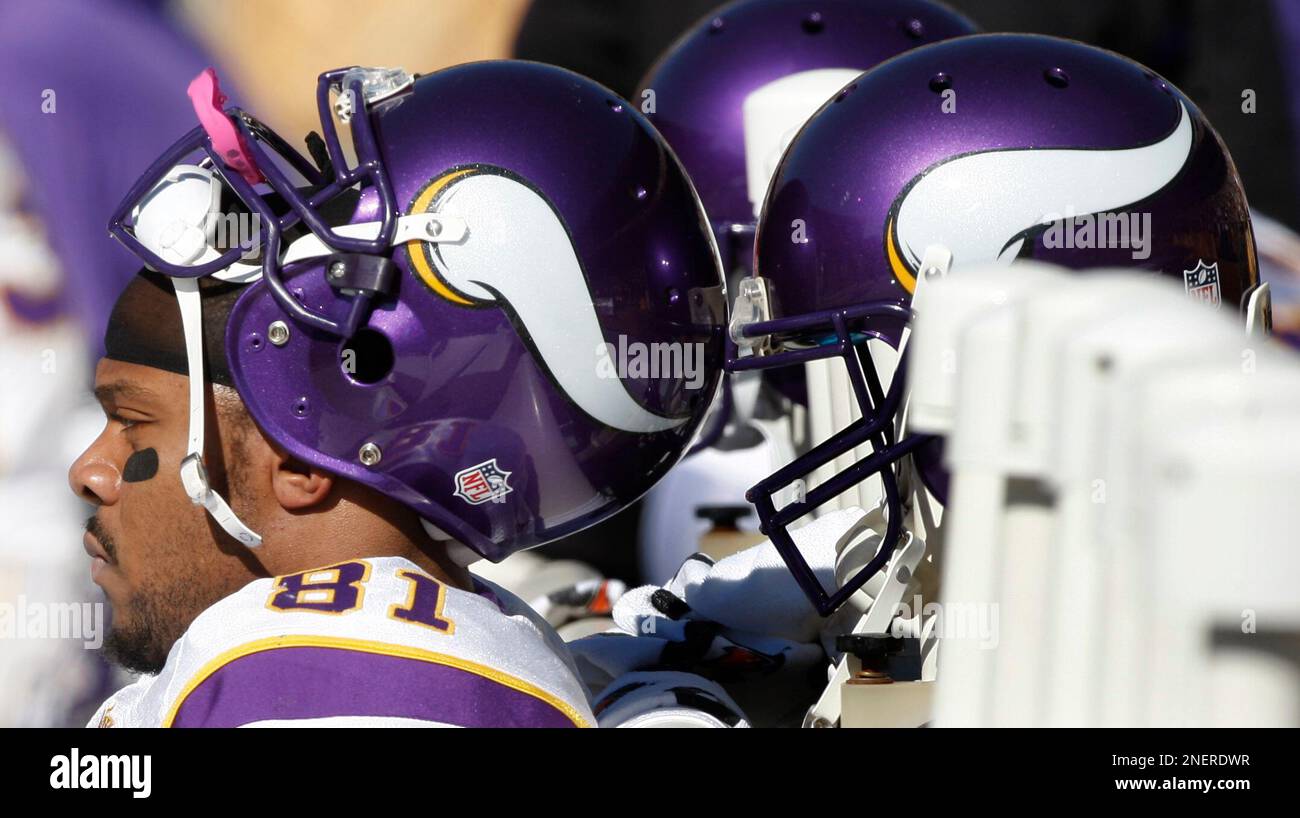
[68,441,121,506]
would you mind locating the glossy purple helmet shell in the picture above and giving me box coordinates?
[639,0,978,413]
[223,62,725,561]
[759,33,1260,337]
[638,0,979,260]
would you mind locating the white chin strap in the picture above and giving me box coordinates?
[165,236,465,550]
[172,275,263,547]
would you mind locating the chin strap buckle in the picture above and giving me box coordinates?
[729,276,775,353]
[332,67,414,123]
[1245,281,1272,336]
[178,453,211,506]
[908,244,953,317]
[178,454,262,547]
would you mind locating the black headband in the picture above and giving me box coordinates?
[103,271,249,387]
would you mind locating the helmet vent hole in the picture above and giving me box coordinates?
[802,13,825,35]
[708,17,725,35]
[903,17,925,39]
[834,83,858,103]
[606,99,624,113]
[341,328,395,385]
[928,73,952,94]
[1044,67,1070,89]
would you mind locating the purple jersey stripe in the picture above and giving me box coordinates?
[169,642,585,728]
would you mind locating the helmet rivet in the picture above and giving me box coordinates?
[268,321,290,346]
[425,219,443,238]
[358,442,382,466]
[329,261,347,279]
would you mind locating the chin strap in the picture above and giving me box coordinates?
[1245,281,1271,336]
[171,275,263,547]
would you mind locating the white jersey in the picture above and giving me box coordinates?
[87,556,594,728]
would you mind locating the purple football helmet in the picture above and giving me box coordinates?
[729,33,1268,614]
[638,0,978,437]
[638,0,978,278]
[108,61,725,562]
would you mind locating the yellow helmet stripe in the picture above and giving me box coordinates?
[406,168,478,306]
[885,216,917,295]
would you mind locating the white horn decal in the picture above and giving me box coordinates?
[743,68,864,220]
[887,101,1194,290]
[410,169,687,434]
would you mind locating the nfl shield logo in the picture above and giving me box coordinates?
[453,459,513,505]
[1183,260,1222,309]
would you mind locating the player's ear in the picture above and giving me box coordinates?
[268,448,335,511]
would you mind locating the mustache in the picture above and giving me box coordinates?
[85,516,119,563]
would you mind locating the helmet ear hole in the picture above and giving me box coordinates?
[340,328,395,384]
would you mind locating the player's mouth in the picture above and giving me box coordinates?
[83,528,116,585]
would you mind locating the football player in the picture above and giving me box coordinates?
[72,62,724,727]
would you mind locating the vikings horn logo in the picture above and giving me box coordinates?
[885,102,1195,292]
[405,165,687,434]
